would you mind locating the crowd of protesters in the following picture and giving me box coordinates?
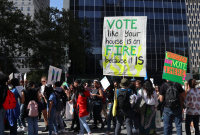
[0,72,200,135]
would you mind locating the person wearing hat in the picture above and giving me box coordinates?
[115,78,132,135]
[0,73,9,135]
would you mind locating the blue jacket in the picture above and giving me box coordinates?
[6,88,20,126]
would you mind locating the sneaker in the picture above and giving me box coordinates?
[59,129,66,133]
[132,129,139,133]
[22,127,28,132]
[88,133,93,135]
[17,127,23,132]
[104,131,110,135]
[77,133,84,135]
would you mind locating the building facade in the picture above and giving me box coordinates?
[186,0,200,74]
[9,0,50,73]
[66,0,192,84]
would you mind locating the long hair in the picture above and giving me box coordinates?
[44,84,54,99]
[143,81,154,99]
[77,84,86,97]
[188,79,197,89]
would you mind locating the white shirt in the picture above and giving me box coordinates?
[138,90,158,107]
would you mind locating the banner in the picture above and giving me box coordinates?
[102,16,147,77]
[162,52,188,85]
[47,65,62,84]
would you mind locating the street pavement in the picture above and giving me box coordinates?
[4,117,193,135]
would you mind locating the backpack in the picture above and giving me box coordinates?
[117,88,131,110]
[55,92,63,111]
[165,82,180,109]
[3,90,17,110]
[86,97,93,113]
[27,101,38,117]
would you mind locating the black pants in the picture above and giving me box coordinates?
[71,111,80,130]
[93,104,103,126]
[185,114,199,135]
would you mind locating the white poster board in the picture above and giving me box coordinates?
[47,65,62,84]
[102,16,147,77]
[41,85,45,95]
[24,73,27,80]
[9,73,13,80]
[66,101,73,119]
[14,73,22,81]
[100,76,110,90]
[16,86,23,97]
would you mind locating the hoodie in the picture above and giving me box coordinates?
[54,87,67,106]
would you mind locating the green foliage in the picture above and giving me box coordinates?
[27,70,47,84]
[29,7,92,74]
[0,0,37,74]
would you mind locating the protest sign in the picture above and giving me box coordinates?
[100,76,110,90]
[62,82,69,89]
[14,73,22,81]
[162,51,188,85]
[24,73,27,80]
[41,85,45,95]
[16,86,23,97]
[102,16,147,77]
[66,101,73,119]
[9,73,13,80]
[47,65,62,84]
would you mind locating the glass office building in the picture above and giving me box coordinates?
[69,0,192,84]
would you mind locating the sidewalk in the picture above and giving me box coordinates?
[4,118,189,135]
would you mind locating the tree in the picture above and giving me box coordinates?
[0,0,37,74]
[29,7,92,74]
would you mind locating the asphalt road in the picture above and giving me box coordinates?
[4,117,194,135]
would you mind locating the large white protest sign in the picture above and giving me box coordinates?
[102,16,147,77]
[14,73,22,81]
[47,65,62,84]
[100,76,110,90]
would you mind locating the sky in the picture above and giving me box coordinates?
[50,0,63,10]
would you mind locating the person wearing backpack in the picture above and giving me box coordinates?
[6,78,20,135]
[115,78,132,135]
[91,79,104,130]
[137,81,158,134]
[160,80,187,135]
[53,81,66,133]
[0,73,9,135]
[76,84,93,135]
[43,85,58,135]
[184,79,200,135]
[21,81,41,135]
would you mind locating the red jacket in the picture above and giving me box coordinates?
[77,90,90,117]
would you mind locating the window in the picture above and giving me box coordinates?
[29,2,31,4]
[22,2,24,4]
[27,13,30,16]
[27,7,30,11]
[21,7,23,11]
[15,2,17,4]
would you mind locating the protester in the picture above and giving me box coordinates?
[104,83,115,135]
[0,73,9,135]
[115,78,132,135]
[128,78,137,94]
[102,84,108,125]
[53,81,66,133]
[40,76,49,132]
[132,80,142,134]
[43,85,58,135]
[91,79,104,129]
[17,80,27,132]
[185,79,200,135]
[76,84,93,135]
[138,81,158,134]
[6,78,20,135]
[21,81,41,135]
[159,80,187,135]
[155,85,163,120]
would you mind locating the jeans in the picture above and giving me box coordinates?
[93,104,103,126]
[133,111,140,129]
[0,108,6,135]
[131,106,135,128]
[107,103,113,132]
[79,115,91,134]
[48,108,58,135]
[26,116,38,135]
[56,111,64,130]
[17,103,26,127]
[185,114,199,135]
[10,121,17,135]
[163,107,182,135]
[115,109,132,135]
